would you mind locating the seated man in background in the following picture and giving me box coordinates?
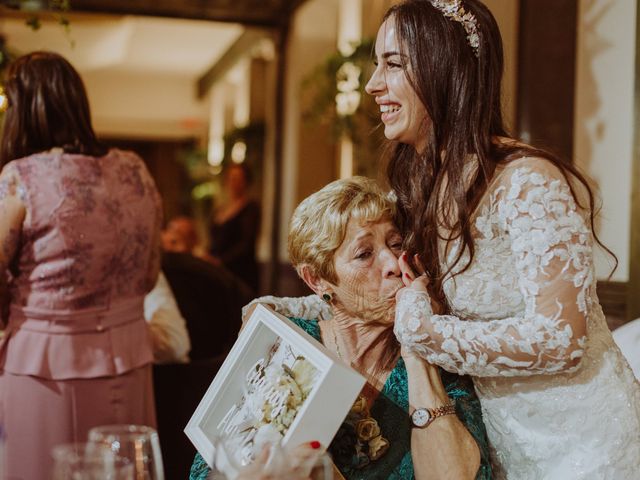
[160,214,253,360]
[154,216,252,477]
[162,215,219,265]
[161,216,199,254]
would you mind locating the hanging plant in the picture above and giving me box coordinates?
[178,122,265,203]
[3,0,73,43]
[302,39,378,145]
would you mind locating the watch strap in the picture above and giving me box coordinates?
[429,403,456,419]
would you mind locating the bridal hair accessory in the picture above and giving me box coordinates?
[430,0,480,57]
[322,293,333,303]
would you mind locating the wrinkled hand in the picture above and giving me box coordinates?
[240,302,278,333]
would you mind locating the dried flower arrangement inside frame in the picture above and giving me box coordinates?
[216,338,320,466]
[329,394,390,474]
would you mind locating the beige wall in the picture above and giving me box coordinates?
[280,0,340,260]
[574,0,637,281]
[85,70,208,139]
[483,0,519,132]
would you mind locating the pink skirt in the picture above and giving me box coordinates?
[0,365,156,480]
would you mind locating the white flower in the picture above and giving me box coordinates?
[507,183,521,200]
[528,202,546,220]
[335,91,361,117]
[408,316,422,333]
[442,338,460,355]
[291,358,317,397]
[529,172,546,185]
[336,62,361,93]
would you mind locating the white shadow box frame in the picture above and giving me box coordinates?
[184,304,366,468]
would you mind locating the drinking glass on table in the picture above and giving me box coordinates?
[88,425,165,480]
[51,442,134,480]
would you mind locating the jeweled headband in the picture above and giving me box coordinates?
[430,0,480,57]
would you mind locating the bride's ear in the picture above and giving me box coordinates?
[298,264,332,297]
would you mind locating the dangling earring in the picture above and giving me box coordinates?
[322,293,332,303]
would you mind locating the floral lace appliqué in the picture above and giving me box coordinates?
[394,165,591,377]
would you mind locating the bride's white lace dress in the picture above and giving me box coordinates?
[393,158,640,478]
[252,157,640,479]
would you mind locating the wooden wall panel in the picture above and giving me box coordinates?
[517,0,577,161]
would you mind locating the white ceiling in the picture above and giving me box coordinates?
[0,12,247,138]
[0,13,244,76]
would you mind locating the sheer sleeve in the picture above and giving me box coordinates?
[242,294,332,322]
[394,161,592,377]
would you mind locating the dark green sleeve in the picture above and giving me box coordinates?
[288,316,322,341]
[189,453,210,480]
[442,371,493,480]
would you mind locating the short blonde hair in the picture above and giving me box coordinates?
[288,176,395,284]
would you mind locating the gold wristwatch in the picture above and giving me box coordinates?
[410,403,456,428]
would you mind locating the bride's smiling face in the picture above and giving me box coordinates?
[365,17,429,152]
[330,218,404,324]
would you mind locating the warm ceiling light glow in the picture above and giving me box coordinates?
[231,141,247,163]
[207,138,225,166]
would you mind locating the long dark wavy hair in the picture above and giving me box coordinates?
[0,51,107,167]
[384,0,615,312]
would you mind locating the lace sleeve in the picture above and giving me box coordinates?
[394,162,591,377]
[242,294,332,322]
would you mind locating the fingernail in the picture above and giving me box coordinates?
[310,440,321,449]
[404,273,412,279]
[402,252,407,260]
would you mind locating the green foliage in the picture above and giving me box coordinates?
[15,0,74,44]
[178,122,265,203]
[302,39,377,144]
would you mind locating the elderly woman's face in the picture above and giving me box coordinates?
[331,218,404,323]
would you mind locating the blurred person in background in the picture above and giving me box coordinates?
[162,214,218,265]
[162,215,199,255]
[0,51,162,479]
[209,163,261,294]
[159,216,252,361]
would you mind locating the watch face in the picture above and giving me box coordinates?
[412,408,431,427]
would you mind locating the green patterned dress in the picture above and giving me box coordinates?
[190,317,492,480]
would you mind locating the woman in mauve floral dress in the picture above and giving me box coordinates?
[0,51,162,479]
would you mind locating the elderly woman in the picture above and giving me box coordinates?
[190,177,491,480]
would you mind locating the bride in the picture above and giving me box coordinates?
[267,1,640,478]
[370,1,640,478]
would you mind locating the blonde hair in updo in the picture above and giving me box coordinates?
[288,176,395,284]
